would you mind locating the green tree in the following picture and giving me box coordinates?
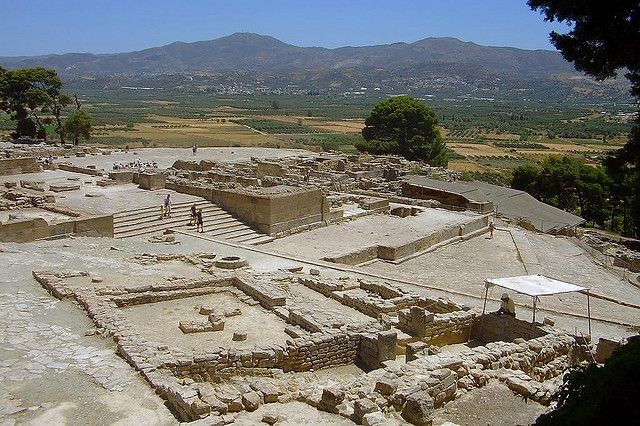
[0,66,74,142]
[512,156,611,226]
[528,0,640,236]
[511,163,541,197]
[357,96,448,166]
[63,109,93,145]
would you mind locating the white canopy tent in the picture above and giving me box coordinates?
[483,274,591,335]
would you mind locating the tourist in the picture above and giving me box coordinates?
[196,209,204,232]
[159,205,165,219]
[488,218,495,239]
[496,293,516,317]
[164,194,172,217]
[189,203,197,226]
[192,143,198,155]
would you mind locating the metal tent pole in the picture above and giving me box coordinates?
[587,290,592,336]
[532,296,537,323]
[482,284,489,314]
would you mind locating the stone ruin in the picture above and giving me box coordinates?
[30,260,589,424]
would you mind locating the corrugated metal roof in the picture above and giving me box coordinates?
[403,176,585,232]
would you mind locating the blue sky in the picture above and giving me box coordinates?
[0,0,571,56]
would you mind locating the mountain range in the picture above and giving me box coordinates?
[0,33,630,101]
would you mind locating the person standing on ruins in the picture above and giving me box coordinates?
[196,209,204,232]
[164,194,172,218]
[488,218,495,239]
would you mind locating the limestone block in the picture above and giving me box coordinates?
[362,411,387,426]
[49,183,81,192]
[233,332,247,341]
[374,378,398,396]
[401,390,435,425]
[319,387,344,413]
[199,394,227,414]
[224,308,242,317]
[406,341,429,362]
[261,413,279,424]
[242,391,261,412]
[354,398,378,422]
[200,305,215,315]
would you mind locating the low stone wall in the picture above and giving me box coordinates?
[471,313,550,343]
[322,246,378,265]
[0,214,113,242]
[0,157,42,175]
[398,307,475,346]
[233,275,287,309]
[323,214,490,264]
[57,163,104,176]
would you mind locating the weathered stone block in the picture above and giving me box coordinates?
[402,390,434,425]
[374,377,398,396]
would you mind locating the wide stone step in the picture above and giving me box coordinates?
[113,196,272,245]
[222,228,259,240]
[115,214,231,237]
[242,235,275,245]
[114,207,228,230]
[113,200,206,218]
[113,202,217,224]
[207,224,250,237]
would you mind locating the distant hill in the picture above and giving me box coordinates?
[0,33,630,101]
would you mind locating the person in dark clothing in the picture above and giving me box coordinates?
[189,204,197,226]
[196,209,204,233]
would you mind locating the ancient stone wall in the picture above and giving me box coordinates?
[0,214,113,242]
[137,172,166,190]
[471,313,550,343]
[167,180,328,235]
[398,307,475,346]
[0,157,42,175]
[57,163,104,176]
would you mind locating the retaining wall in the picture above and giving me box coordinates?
[0,214,113,242]
[0,157,42,175]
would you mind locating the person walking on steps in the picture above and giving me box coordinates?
[164,194,172,218]
[189,203,197,226]
[196,209,204,233]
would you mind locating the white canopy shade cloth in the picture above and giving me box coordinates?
[482,274,592,335]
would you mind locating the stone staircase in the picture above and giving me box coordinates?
[113,200,274,245]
